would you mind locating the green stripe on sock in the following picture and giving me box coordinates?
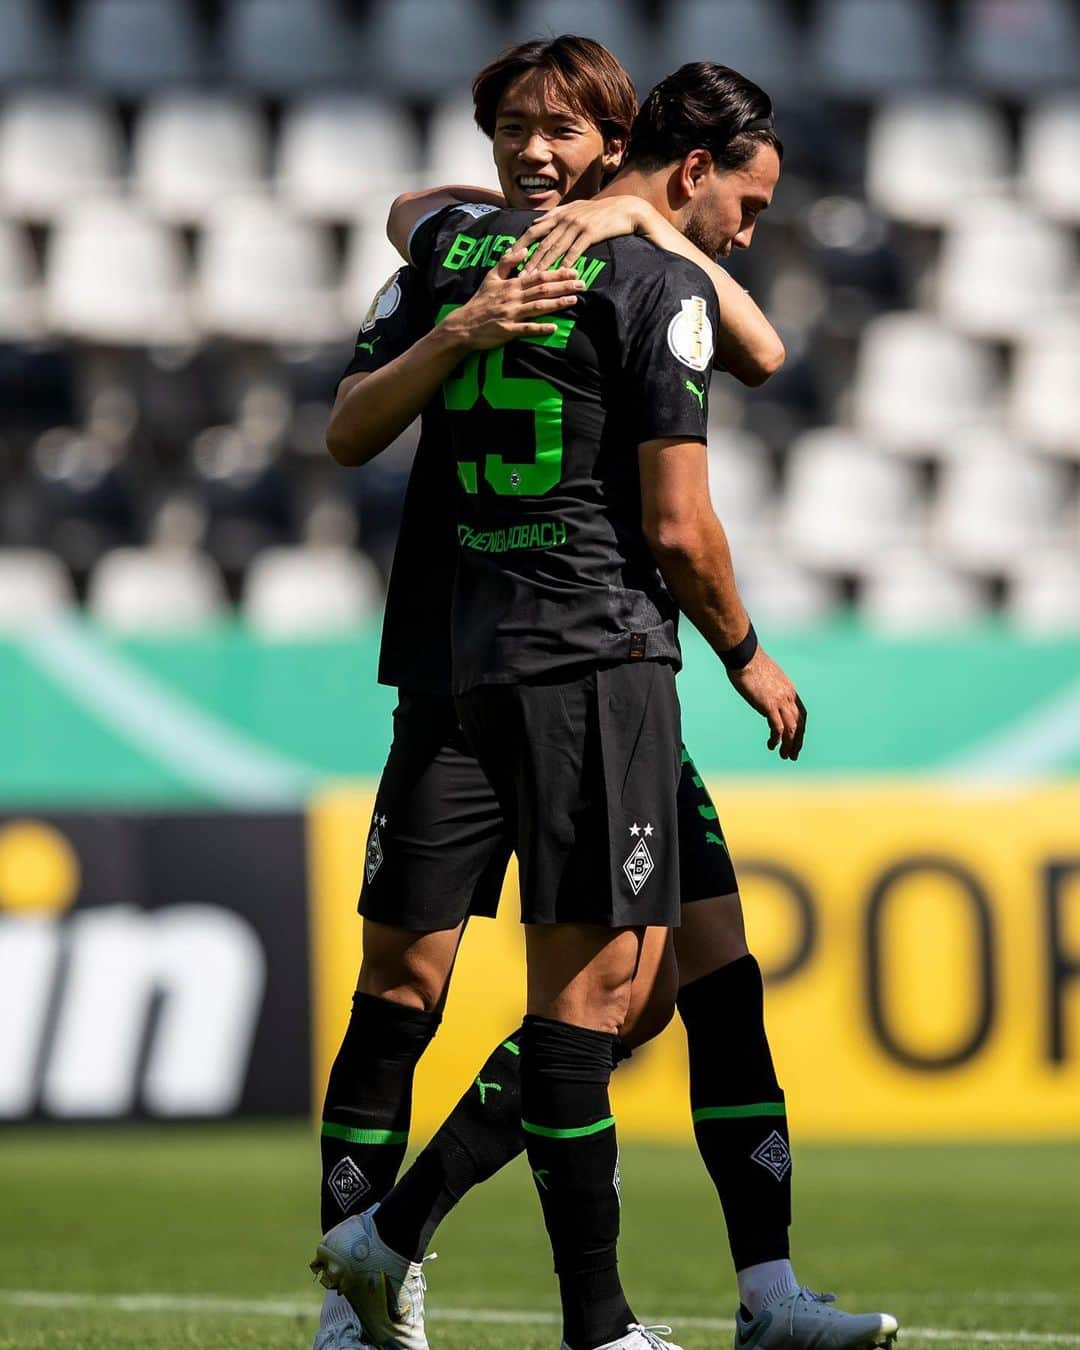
[320,1122,409,1145]
[501,1039,520,1055]
[692,1102,787,1123]
[522,1115,616,1140]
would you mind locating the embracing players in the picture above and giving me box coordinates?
[311,36,897,1350]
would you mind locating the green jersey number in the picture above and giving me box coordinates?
[436,305,575,497]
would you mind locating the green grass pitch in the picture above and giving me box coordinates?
[1,1126,1077,1349]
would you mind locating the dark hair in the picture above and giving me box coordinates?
[626,63,783,172]
[473,34,637,146]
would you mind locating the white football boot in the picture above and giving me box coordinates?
[560,1325,684,1350]
[313,1320,373,1350]
[311,1206,431,1350]
[733,1288,899,1350]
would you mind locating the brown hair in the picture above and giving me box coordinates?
[472,34,637,146]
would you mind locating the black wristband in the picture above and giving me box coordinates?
[720,621,758,672]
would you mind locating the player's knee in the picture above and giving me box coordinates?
[357,946,446,1013]
[621,958,679,1049]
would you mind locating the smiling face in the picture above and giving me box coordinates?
[683,142,781,258]
[492,69,625,212]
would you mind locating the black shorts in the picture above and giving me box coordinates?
[358,692,512,931]
[456,661,684,928]
[359,687,738,932]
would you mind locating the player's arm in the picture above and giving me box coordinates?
[639,438,805,761]
[516,197,784,386]
[387,185,505,260]
[327,251,583,467]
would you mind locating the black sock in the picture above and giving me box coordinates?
[319,991,440,1234]
[521,1015,633,1350]
[677,955,791,1272]
[374,1027,526,1261]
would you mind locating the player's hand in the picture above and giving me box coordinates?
[439,246,583,351]
[726,647,807,762]
[516,197,649,274]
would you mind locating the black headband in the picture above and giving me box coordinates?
[743,116,774,133]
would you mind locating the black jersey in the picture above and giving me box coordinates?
[410,204,719,693]
[339,266,457,696]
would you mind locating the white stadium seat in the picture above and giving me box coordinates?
[938,198,1076,342]
[0,551,75,630]
[277,97,420,223]
[865,96,1010,227]
[0,93,122,223]
[341,217,411,332]
[1009,318,1080,460]
[0,0,63,85]
[733,551,843,630]
[957,0,1080,95]
[1021,97,1080,226]
[706,430,774,555]
[852,312,999,456]
[196,199,344,345]
[1006,550,1080,636]
[71,0,204,96]
[133,94,269,226]
[0,219,41,341]
[221,0,358,95]
[780,429,924,572]
[242,547,382,639]
[426,97,499,190]
[44,200,192,346]
[933,433,1072,573]
[87,549,227,634]
[860,550,989,635]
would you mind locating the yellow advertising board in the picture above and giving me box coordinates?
[308,781,1080,1140]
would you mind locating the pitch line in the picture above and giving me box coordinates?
[2,1289,1079,1345]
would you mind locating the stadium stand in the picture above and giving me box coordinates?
[0,0,1075,634]
[87,547,228,633]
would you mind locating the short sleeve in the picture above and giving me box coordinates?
[337,266,430,388]
[407,201,500,273]
[620,259,720,445]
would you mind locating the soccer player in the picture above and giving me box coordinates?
[310,36,896,1350]
[314,47,901,1350]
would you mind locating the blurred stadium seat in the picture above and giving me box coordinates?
[860,550,989,635]
[277,97,421,222]
[221,0,360,95]
[865,96,1011,227]
[196,200,344,345]
[71,0,205,96]
[1009,319,1080,460]
[0,0,64,87]
[1005,550,1080,635]
[933,433,1072,573]
[87,547,228,633]
[0,93,122,222]
[44,200,193,346]
[811,0,944,98]
[0,219,41,341]
[242,546,383,638]
[659,1,802,100]
[957,0,1080,95]
[523,1,648,83]
[341,216,410,327]
[938,198,1077,342]
[781,429,924,573]
[0,549,75,629]
[706,431,775,555]
[361,0,503,99]
[133,94,269,226]
[734,551,843,629]
[1021,97,1080,225]
[852,312,999,456]
[426,96,499,187]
